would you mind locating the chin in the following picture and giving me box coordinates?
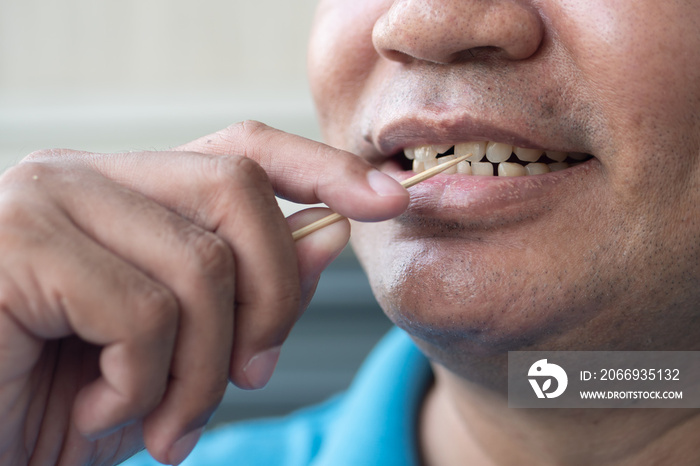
[350,216,656,364]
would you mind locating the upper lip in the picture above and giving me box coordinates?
[366,111,583,162]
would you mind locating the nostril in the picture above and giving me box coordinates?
[454,46,502,62]
[381,48,415,64]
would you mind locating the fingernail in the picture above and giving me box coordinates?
[243,346,281,389]
[168,426,204,465]
[367,170,406,197]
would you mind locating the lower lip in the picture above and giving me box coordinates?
[380,158,600,225]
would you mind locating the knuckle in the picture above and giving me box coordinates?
[0,161,50,185]
[0,193,59,246]
[185,229,235,280]
[227,120,270,142]
[0,196,30,227]
[132,283,179,336]
[216,153,269,184]
[204,155,273,210]
[209,120,270,158]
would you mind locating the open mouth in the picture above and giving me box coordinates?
[401,142,593,176]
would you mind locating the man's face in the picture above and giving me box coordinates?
[307,0,700,368]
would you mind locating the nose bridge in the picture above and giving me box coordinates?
[372,0,543,64]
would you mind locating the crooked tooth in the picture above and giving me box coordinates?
[546,151,567,162]
[457,160,471,174]
[514,147,543,163]
[548,162,569,172]
[414,145,438,161]
[472,161,494,176]
[404,147,416,160]
[525,163,551,175]
[486,142,512,163]
[431,144,453,154]
[455,141,487,162]
[437,155,458,174]
[498,162,526,177]
[412,160,425,173]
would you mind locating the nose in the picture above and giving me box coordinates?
[372,0,543,64]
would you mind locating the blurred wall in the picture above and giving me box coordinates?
[0,0,322,169]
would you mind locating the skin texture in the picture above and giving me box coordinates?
[308,0,700,464]
[0,122,409,465]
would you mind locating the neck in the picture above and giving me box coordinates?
[420,364,700,466]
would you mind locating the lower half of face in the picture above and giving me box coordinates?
[351,175,699,356]
[309,0,700,376]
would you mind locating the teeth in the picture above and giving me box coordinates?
[513,147,542,163]
[423,158,438,170]
[432,144,454,154]
[437,155,458,174]
[414,146,439,161]
[546,151,567,162]
[485,142,513,163]
[524,163,551,175]
[471,161,494,176]
[457,160,471,174]
[498,162,526,177]
[404,142,588,176]
[455,141,487,162]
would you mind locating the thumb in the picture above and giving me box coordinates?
[287,208,351,310]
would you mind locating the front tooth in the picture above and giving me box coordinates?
[404,147,416,160]
[471,161,494,176]
[414,145,438,161]
[437,155,458,174]
[455,141,487,162]
[486,142,512,163]
[513,147,543,163]
[423,158,438,170]
[525,163,551,175]
[457,160,471,174]
[548,162,569,171]
[412,160,425,173]
[431,144,453,154]
[546,151,567,162]
[498,162,526,177]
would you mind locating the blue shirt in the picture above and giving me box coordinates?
[122,328,432,465]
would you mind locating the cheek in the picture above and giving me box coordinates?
[553,0,700,222]
[553,0,700,142]
[308,0,390,147]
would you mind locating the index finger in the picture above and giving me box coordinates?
[176,121,409,222]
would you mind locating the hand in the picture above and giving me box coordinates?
[0,121,408,465]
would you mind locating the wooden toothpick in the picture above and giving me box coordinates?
[292,154,470,240]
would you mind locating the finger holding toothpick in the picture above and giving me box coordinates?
[292,154,471,240]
